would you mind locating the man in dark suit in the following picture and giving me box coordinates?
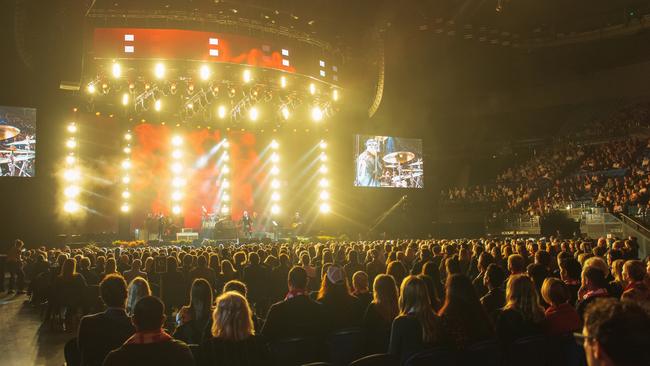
[261,266,324,341]
[77,274,134,366]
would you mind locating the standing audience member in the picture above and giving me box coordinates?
[199,291,268,366]
[123,259,147,285]
[103,296,194,366]
[7,239,26,294]
[480,264,506,322]
[78,274,134,366]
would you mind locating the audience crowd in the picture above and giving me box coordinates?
[3,234,650,365]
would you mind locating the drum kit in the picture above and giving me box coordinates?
[380,151,423,188]
[0,125,35,177]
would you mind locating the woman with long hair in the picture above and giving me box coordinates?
[496,274,545,343]
[420,262,443,309]
[126,277,151,316]
[174,278,213,344]
[363,274,399,353]
[438,274,494,349]
[53,258,87,330]
[389,275,446,365]
[220,259,238,287]
[386,260,407,288]
[198,291,267,366]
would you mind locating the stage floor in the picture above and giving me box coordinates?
[0,293,71,366]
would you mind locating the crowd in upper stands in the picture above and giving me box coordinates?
[3,234,650,365]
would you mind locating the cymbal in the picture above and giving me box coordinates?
[409,160,423,166]
[383,151,415,164]
[0,126,20,141]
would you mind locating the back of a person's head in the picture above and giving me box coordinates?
[197,255,207,268]
[288,266,309,290]
[131,259,141,271]
[133,296,165,332]
[421,261,440,281]
[247,252,260,266]
[372,274,398,319]
[60,258,76,277]
[584,298,650,366]
[485,263,506,289]
[477,252,494,272]
[541,277,569,307]
[352,271,369,292]
[534,250,551,268]
[211,291,254,341]
[101,274,128,308]
[223,280,248,297]
[399,275,438,343]
[583,266,608,290]
[442,274,483,316]
[445,255,461,275]
[623,260,646,282]
[166,256,178,272]
[508,254,526,274]
[584,256,609,278]
[126,277,152,314]
[505,274,543,323]
[190,278,213,319]
[79,257,91,270]
[560,257,582,281]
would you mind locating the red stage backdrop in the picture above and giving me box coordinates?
[131,124,261,229]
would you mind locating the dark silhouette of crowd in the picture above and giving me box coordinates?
[2,235,650,366]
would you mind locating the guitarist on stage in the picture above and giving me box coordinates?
[241,211,253,239]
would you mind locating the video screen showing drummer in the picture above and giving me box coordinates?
[354,135,423,188]
[0,106,36,177]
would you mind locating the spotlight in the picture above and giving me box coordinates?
[223,140,230,148]
[221,205,229,214]
[154,62,165,79]
[65,155,76,165]
[120,203,130,213]
[222,193,230,202]
[311,106,323,121]
[271,192,280,201]
[172,205,182,215]
[249,106,259,121]
[64,169,80,181]
[270,140,279,149]
[270,152,279,163]
[121,160,131,169]
[122,176,130,184]
[281,106,290,120]
[122,191,131,199]
[171,163,183,174]
[199,64,211,80]
[309,83,316,95]
[217,105,228,119]
[280,76,287,88]
[123,147,132,154]
[319,178,329,187]
[270,165,279,175]
[122,93,129,106]
[64,186,80,198]
[332,89,339,101]
[319,165,328,174]
[222,166,230,174]
[64,200,80,213]
[172,177,186,187]
[87,84,96,94]
[320,153,327,162]
[172,191,183,201]
[154,99,162,111]
[319,141,327,149]
[67,123,77,133]
[271,179,280,189]
[243,69,252,83]
[319,202,331,213]
[271,204,280,214]
[172,149,182,159]
[171,135,183,146]
[320,191,330,200]
[112,62,122,78]
[124,133,132,141]
[222,154,230,162]
[222,180,230,188]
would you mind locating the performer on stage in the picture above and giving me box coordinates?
[241,211,253,239]
[356,138,381,187]
[157,213,165,240]
[291,211,304,236]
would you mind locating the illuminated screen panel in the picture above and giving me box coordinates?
[92,27,341,84]
[354,135,423,188]
[0,105,36,177]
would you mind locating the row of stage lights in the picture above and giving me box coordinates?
[318,140,330,213]
[63,122,81,213]
[170,135,185,215]
[219,139,231,216]
[120,132,132,213]
[269,140,281,215]
[86,61,339,124]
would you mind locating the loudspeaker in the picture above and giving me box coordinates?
[56,0,87,91]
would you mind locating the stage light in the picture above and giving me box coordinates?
[223,140,230,148]
[64,169,80,181]
[172,191,183,201]
[64,186,80,198]
[121,160,131,169]
[319,141,327,149]
[249,106,259,121]
[309,83,316,95]
[122,93,129,106]
[319,178,329,187]
[271,192,280,201]
[271,179,280,189]
[65,138,76,149]
[270,140,279,149]
[122,191,131,199]
[320,153,327,162]
[171,162,182,174]
[222,193,230,202]
[270,152,279,163]
[67,123,77,133]
[122,176,130,184]
[154,62,165,79]
[199,64,211,80]
[123,147,131,154]
[320,191,330,200]
[270,165,279,175]
[171,135,183,146]
[64,200,80,213]
[222,180,230,188]
[222,166,230,174]
[332,89,339,101]
[222,153,230,162]
[65,155,76,165]
[154,99,162,111]
[172,149,182,159]
[221,205,229,214]
[172,205,182,215]
[124,133,132,141]
[112,62,122,78]
[311,106,323,121]
[243,69,252,83]
[319,165,328,174]
[319,202,331,213]
[271,204,280,215]
[87,83,96,94]
[280,76,287,88]
[120,204,130,213]
[172,177,185,187]
[281,106,290,120]
[218,105,227,119]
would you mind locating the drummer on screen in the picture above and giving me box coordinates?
[356,138,381,187]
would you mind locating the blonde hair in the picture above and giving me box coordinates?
[126,277,151,316]
[505,274,544,323]
[211,291,255,341]
[399,275,439,344]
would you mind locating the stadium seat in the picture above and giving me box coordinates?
[349,353,398,366]
[508,335,548,366]
[547,333,587,366]
[327,327,367,366]
[404,346,456,366]
[460,339,501,366]
[63,337,80,366]
[269,336,323,366]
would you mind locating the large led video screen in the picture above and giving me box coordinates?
[354,135,423,188]
[0,106,36,177]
